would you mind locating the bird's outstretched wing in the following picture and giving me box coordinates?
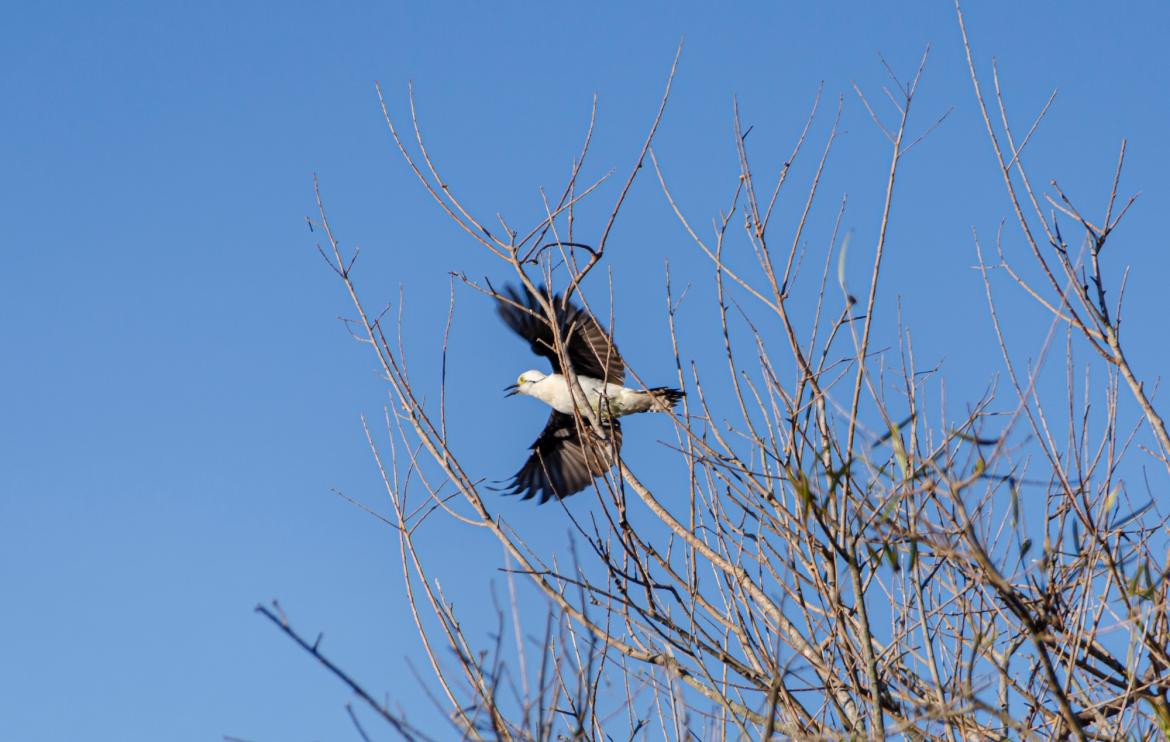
[502,412,622,503]
[496,284,625,383]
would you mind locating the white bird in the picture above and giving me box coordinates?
[497,284,684,503]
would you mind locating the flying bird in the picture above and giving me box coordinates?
[496,284,684,503]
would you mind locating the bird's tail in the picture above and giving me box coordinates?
[647,387,685,411]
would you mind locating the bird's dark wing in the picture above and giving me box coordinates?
[496,284,624,383]
[502,412,622,503]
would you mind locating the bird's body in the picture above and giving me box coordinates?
[515,370,683,420]
[495,284,685,503]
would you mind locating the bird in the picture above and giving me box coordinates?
[496,283,685,503]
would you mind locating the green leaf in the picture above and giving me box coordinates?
[837,232,851,296]
[1103,487,1119,513]
[885,543,900,572]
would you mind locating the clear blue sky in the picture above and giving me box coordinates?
[3,2,1168,739]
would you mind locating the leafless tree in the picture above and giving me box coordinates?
[261,4,1170,739]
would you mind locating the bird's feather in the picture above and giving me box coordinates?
[496,284,624,384]
[503,412,622,503]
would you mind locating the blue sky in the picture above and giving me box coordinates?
[3,2,1169,739]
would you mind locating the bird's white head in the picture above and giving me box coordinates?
[505,369,547,398]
